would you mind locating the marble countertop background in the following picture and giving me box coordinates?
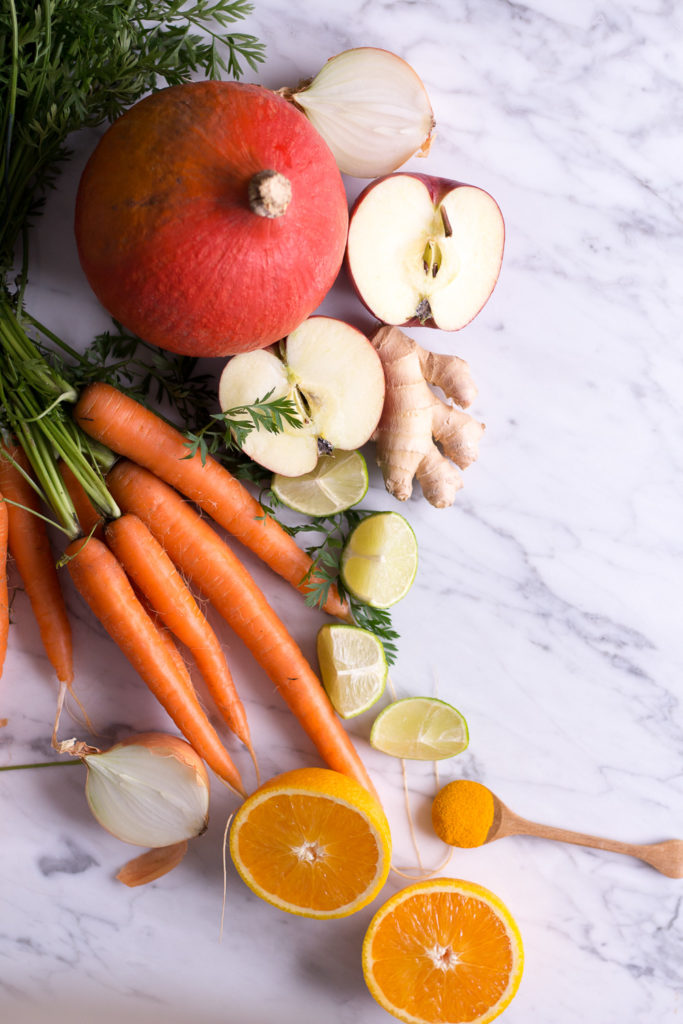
[2,1,682,1022]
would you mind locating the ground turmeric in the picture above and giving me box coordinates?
[431,779,495,848]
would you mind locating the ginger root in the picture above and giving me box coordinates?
[370,325,485,508]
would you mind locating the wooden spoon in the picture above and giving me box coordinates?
[486,787,683,878]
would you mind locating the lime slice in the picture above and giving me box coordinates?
[271,450,368,517]
[370,697,469,760]
[317,624,388,718]
[340,512,417,608]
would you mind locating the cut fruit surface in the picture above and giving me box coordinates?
[218,317,385,476]
[340,512,418,608]
[347,172,505,331]
[220,346,318,468]
[317,624,388,718]
[362,877,524,1024]
[272,449,368,516]
[229,767,391,918]
[370,697,469,760]
[291,47,435,178]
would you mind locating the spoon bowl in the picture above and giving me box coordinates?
[436,780,683,878]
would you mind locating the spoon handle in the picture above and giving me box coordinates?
[507,814,683,877]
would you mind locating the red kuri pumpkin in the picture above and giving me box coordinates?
[75,82,349,357]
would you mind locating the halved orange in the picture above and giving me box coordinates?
[362,877,523,1024]
[229,767,391,919]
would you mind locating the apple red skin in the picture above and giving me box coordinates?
[75,82,349,357]
[346,172,505,331]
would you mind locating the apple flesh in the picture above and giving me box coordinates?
[218,317,385,476]
[346,172,505,331]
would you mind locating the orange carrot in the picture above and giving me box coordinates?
[131,584,197,702]
[107,460,375,796]
[105,513,252,750]
[64,534,245,796]
[0,444,73,686]
[0,493,8,677]
[74,383,348,618]
[58,460,104,539]
[133,587,261,784]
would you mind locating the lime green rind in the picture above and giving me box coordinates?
[340,511,418,609]
[271,449,369,516]
[370,697,469,761]
[317,623,388,719]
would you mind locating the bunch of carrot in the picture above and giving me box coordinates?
[0,444,74,700]
[1,382,374,799]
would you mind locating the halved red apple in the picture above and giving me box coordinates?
[346,172,505,331]
[218,317,385,476]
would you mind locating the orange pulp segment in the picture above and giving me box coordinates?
[362,877,523,1024]
[229,767,391,918]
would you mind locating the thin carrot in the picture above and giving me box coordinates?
[0,444,73,687]
[128,552,261,787]
[58,460,104,539]
[74,383,348,618]
[105,513,252,751]
[132,584,197,702]
[64,534,245,797]
[0,493,8,678]
[133,590,260,785]
[107,460,375,796]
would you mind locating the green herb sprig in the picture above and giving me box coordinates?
[184,391,303,465]
[258,494,400,664]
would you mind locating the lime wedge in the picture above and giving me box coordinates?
[317,624,388,718]
[340,512,417,608]
[271,450,368,517]
[370,697,469,760]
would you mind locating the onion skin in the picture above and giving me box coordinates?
[104,731,211,785]
[116,840,190,887]
[75,82,349,357]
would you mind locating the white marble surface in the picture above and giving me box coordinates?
[2,1,682,1022]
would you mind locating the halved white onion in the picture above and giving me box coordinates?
[290,47,435,178]
[83,732,210,848]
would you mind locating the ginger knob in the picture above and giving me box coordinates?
[369,325,485,508]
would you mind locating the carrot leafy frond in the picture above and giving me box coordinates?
[0,0,265,535]
[259,501,401,665]
[185,392,303,464]
[0,0,265,276]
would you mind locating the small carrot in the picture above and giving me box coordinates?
[0,493,8,677]
[74,383,348,618]
[0,444,73,687]
[107,460,375,796]
[105,513,252,751]
[130,583,196,702]
[131,568,260,784]
[64,534,245,796]
[58,460,104,539]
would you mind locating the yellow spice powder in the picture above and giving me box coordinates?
[431,779,495,848]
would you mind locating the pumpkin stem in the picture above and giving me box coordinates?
[248,170,292,218]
